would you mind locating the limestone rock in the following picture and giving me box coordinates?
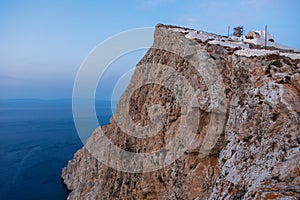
[62,24,300,200]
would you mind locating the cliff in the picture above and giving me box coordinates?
[62,24,300,199]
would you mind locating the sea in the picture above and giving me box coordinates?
[0,99,112,200]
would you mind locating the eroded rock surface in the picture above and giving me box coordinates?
[62,24,300,199]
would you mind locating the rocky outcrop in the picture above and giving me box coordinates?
[62,24,300,199]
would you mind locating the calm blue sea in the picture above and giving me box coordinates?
[0,99,112,200]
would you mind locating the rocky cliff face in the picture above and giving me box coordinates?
[62,24,300,199]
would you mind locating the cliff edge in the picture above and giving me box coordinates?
[62,24,300,199]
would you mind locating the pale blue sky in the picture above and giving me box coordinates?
[0,0,299,99]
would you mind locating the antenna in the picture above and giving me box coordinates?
[265,25,267,49]
[228,26,230,37]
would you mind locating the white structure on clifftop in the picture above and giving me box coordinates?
[252,30,274,41]
[169,26,299,53]
[230,29,293,50]
[243,29,274,47]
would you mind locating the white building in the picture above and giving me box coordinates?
[252,30,274,41]
[229,29,295,51]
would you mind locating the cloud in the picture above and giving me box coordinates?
[240,0,271,9]
[0,75,20,80]
[178,0,272,34]
[0,75,31,86]
[136,0,174,9]
[179,17,202,27]
[0,75,23,87]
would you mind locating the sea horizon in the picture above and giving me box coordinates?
[0,98,112,200]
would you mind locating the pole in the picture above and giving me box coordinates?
[265,25,267,49]
[228,26,230,37]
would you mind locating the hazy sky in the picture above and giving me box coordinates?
[1,0,299,99]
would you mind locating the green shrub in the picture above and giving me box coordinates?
[270,60,282,68]
[271,112,279,121]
